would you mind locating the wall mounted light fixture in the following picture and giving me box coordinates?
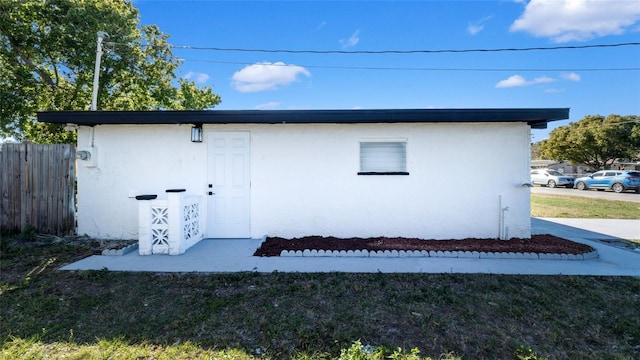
[191,124,203,143]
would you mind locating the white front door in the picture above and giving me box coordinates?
[206,131,251,238]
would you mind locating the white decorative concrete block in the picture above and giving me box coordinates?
[310,249,318,256]
[317,249,326,256]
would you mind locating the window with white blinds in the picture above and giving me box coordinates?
[358,141,409,175]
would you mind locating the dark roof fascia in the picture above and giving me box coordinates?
[37,108,569,129]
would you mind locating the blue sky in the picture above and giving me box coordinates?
[133,0,640,141]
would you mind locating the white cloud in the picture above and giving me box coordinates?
[495,74,556,88]
[231,62,311,93]
[545,88,565,93]
[562,72,581,81]
[533,76,556,84]
[496,75,527,88]
[184,71,210,84]
[468,16,493,35]
[510,0,640,42]
[340,30,361,48]
[316,21,327,31]
[468,24,484,35]
[255,101,282,110]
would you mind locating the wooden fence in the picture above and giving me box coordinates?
[1,143,76,235]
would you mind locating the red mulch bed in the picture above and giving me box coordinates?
[253,234,594,257]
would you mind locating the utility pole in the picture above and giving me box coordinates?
[90,31,109,111]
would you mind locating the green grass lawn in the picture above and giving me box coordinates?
[531,193,640,219]
[1,195,639,359]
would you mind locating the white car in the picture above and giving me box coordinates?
[530,169,574,188]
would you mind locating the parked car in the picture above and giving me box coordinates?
[530,169,575,188]
[574,170,640,193]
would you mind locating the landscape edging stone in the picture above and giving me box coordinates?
[286,248,598,260]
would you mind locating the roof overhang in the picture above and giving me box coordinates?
[37,108,569,129]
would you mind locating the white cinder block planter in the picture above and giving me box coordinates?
[138,192,204,255]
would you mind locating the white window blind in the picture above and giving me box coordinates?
[359,141,407,174]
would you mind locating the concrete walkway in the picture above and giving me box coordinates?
[60,218,640,276]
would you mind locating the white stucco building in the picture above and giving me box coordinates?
[39,109,569,251]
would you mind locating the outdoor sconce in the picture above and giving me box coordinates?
[191,124,203,143]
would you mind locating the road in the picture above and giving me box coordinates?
[530,185,640,203]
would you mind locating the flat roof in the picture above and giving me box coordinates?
[37,108,569,129]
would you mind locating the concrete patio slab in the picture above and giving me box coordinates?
[59,218,640,276]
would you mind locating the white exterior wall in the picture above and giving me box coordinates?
[76,124,207,239]
[76,122,532,240]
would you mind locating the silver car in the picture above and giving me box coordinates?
[530,169,574,188]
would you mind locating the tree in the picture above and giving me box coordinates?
[0,0,221,143]
[530,141,541,160]
[538,114,640,169]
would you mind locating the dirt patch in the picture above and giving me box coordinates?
[254,234,594,257]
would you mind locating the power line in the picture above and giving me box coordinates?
[105,41,640,72]
[176,42,640,54]
[178,58,640,72]
[107,41,640,54]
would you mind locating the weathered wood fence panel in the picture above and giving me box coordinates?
[1,143,76,235]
